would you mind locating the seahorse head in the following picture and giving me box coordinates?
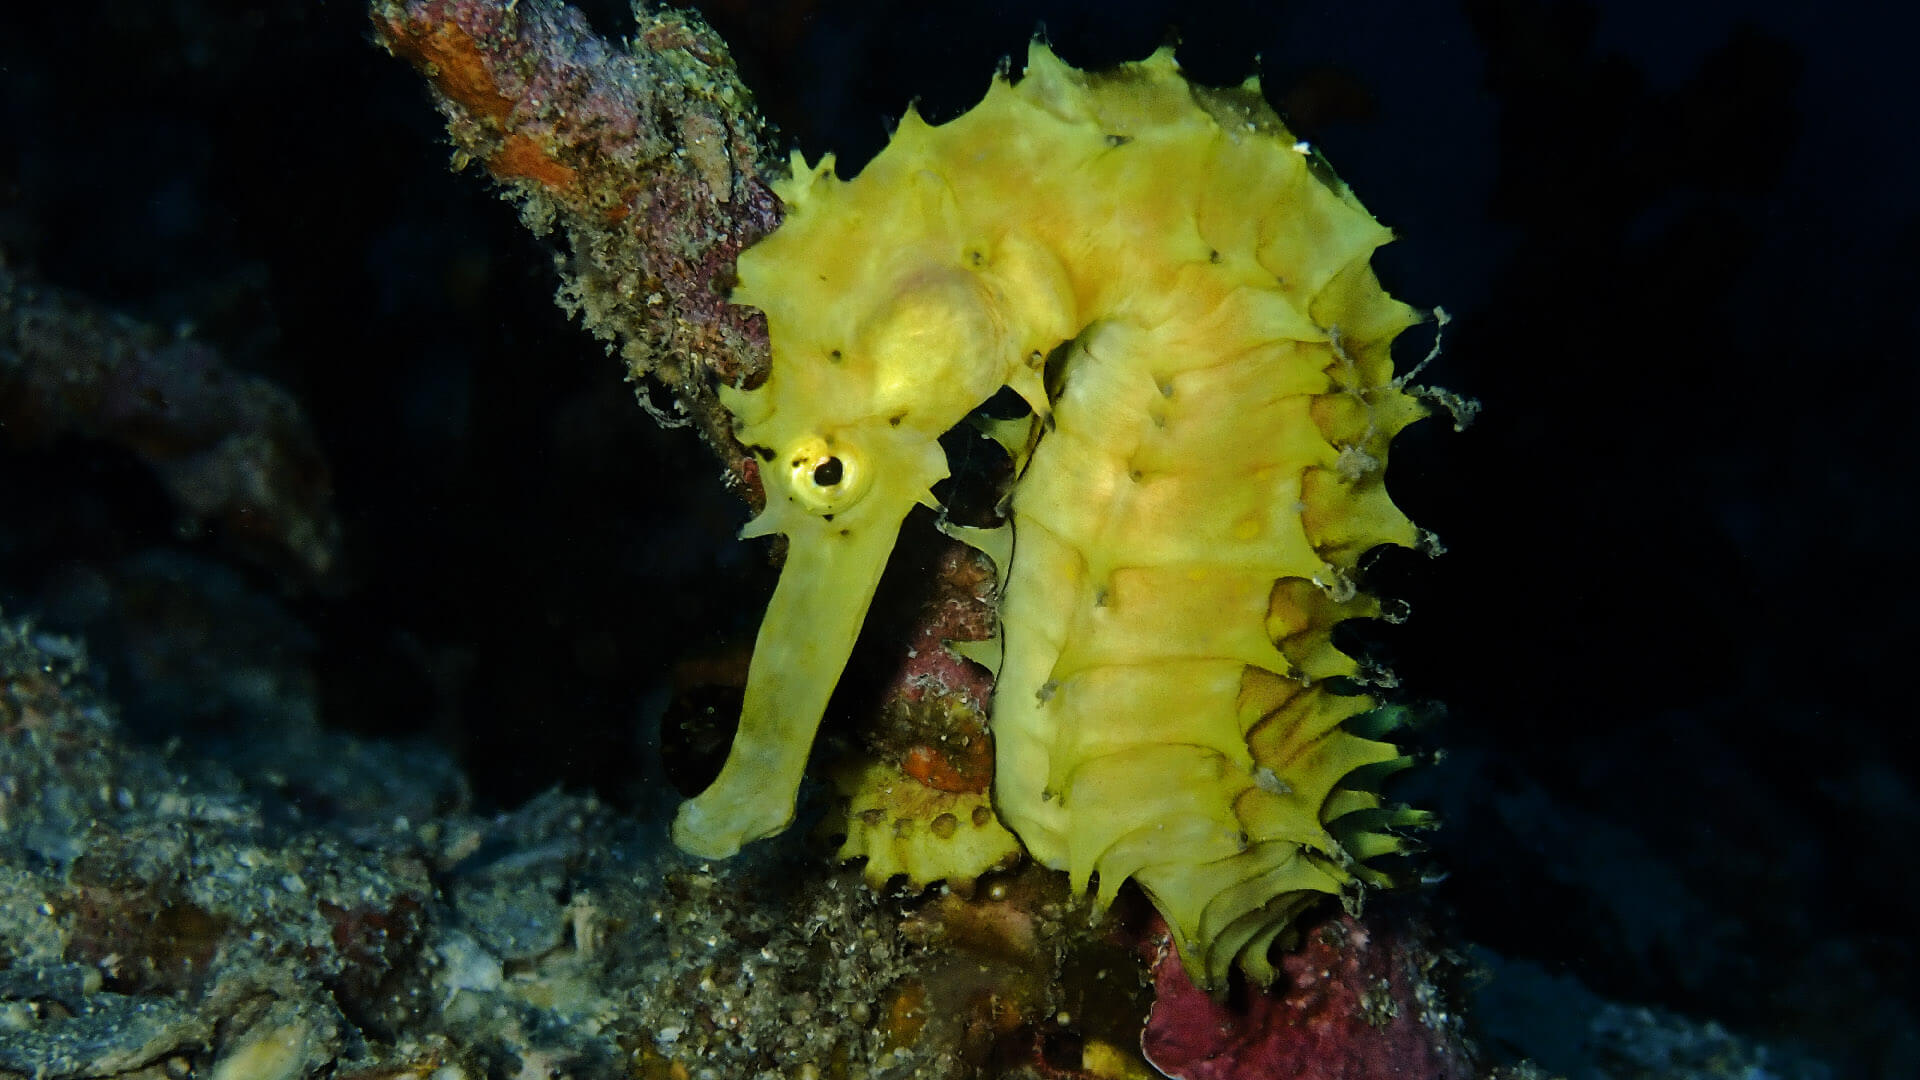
[670,145,1074,859]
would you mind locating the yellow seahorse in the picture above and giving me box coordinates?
[672,42,1433,988]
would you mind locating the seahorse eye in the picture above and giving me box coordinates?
[785,436,868,515]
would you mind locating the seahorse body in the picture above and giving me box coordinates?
[673,43,1433,987]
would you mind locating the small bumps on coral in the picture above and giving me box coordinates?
[675,41,1437,988]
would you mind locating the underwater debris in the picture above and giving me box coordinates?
[0,607,1147,1078]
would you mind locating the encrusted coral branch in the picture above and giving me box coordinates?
[0,264,341,582]
[370,0,779,498]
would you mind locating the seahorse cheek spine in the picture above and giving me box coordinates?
[673,42,1434,988]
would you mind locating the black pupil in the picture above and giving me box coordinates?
[812,457,844,487]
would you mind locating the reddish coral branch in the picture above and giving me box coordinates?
[370,0,780,501]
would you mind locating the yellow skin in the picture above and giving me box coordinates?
[673,43,1432,987]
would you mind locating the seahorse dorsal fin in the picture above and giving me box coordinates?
[971,414,1042,473]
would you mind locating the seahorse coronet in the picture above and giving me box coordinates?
[672,39,1437,988]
